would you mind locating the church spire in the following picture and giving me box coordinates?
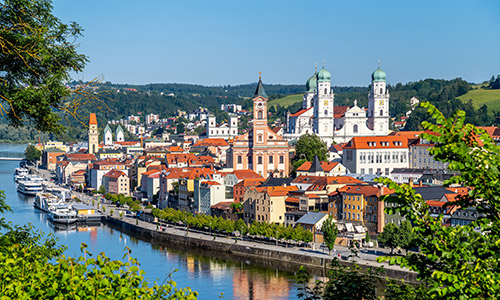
[254,72,268,99]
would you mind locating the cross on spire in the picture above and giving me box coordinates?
[259,71,262,80]
[322,59,325,68]
[315,62,317,72]
[378,59,380,68]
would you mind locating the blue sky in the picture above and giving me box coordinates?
[53,0,500,87]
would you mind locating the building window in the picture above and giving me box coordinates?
[279,155,284,164]
[380,109,383,116]
[361,168,365,174]
[238,155,242,164]
[258,111,263,119]
[324,88,327,94]
[258,156,262,164]
[380,88,383,94]
[258,135,262,142]
[353,124,358,133]
[248,156,252,164]
[269,156,273,163]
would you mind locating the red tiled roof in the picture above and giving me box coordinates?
[231,169,263,180]
[290,107,313,117]
[343,136,408,149]
[65,153,96,161]
[193,138,229,147]
[89,113,97,125]
[234,178,265,187]
[93,158,124,166]
[103,169,126,178]
[296,161,341,172]
[271,127,282,134]
[211,201,233,210]
[333,106,349,118]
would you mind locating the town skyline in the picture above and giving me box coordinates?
[53,0,500,86]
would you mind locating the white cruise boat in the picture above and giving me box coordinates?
[14,168,29,182]
[48,204,78,225]
[17,180,43,195]
[34,193,64,213]
[45,186,71,200]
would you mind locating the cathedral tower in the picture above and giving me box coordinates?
[313,66,334,145]
[88,113,99,154]
[303,67,317,109]
[367,63,390,135]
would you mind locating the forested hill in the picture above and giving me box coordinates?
[0,78,498,143]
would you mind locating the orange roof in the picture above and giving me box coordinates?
[297,161,340,172]
[334,106,350,118]
[343,136,408,149]
[285,197,300,203]
[65,153,96,161]
[234,178,265,188]
[167,146,184,152]
[231,169,263,180]
[93,158,124,166]
[211,201,233,210]
[193,138,229,147]
[89,113,97,125]
[103,169,126,179]
[115,141,140,146]
[267,185,299,197]
[290,107,312,117]
[271,127,282,134]
[339,185,380,197]
[389,131,423,138]
[202,181,220,186]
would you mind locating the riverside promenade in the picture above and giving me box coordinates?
[34,167,416,282]
[72,191,416,282]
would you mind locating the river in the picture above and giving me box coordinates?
[0,144,300,299]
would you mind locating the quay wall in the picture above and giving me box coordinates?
[105,217,417,282]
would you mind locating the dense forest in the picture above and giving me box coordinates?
[0,77,498,143]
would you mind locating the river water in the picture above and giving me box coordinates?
[0,144,300,300]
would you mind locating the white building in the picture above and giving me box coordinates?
[104,124,112,145]
[206,114,238,139]
[221,104,242,113]
[146,114,159,124]
[116,125,125,142]
[409,136,448,170]
[285,64,391,145]
[342,136,409,176]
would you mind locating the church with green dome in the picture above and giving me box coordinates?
[285,63,390,145]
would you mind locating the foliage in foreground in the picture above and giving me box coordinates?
[0,192,197,299]
[377,101,500,299]
[297,245,382,300]
[0,0,88,133]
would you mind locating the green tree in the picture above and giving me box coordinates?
[377,101,500,299]
[24,144,41,162]
[398,220,415,254]
[294,133,328,162]
[321,216,337,255]
[0,0,88,133]
[377,223,399,254]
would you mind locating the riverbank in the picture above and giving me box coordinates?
[31,166,417,283]
[104,215,417,282]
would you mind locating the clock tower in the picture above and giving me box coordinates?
[368,63,389,135]
[312,66,334,146]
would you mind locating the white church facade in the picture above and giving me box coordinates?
[285,64,390,145]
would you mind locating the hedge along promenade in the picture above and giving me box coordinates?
[151,207,313,243]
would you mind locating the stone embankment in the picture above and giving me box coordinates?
[104,213,417,282]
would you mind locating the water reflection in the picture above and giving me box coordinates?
[0,149,301,299]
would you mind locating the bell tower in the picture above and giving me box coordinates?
[88,113,99,154]
[368,62,390,135]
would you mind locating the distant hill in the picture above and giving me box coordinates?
[268,94,303,109]
[457,87,500,111]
